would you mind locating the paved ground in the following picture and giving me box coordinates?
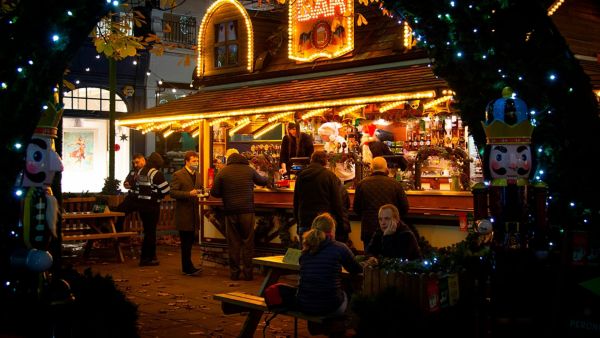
[64,242,321,338]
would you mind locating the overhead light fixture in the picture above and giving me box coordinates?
[163,128,175,138]
[191,128,200,138]
[379,101,406,113]
[209,117,231,126]
[268,111,294,122]
[228,117,251,136]
[374,118,391,126]
[547,0,565,16]
[253,122,280,139]
[301,108,330,120]
[338,105,366,117]
[181,119,201,129]
[117,90,437,127]
[423,95,453,110]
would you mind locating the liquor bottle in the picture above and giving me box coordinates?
[406,134,413,151]
[425,133,431,146]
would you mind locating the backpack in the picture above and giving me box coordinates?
[263,283,299,336]
[264,282,298,311]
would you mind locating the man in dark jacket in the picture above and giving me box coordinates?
[170,151,202,276]
[114,153,145,232]
[366,204,421,263]
[134,152,170,266]
[293,151,345,239]
[353,156,409,249]
[210,152,268,280]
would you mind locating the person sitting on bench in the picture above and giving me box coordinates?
[296,213,362,316]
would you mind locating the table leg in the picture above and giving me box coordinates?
[108,218,125,263]
[238,309,264,338]
[235,267,286,336]
[83,239,93,260]
[257,268,285,296]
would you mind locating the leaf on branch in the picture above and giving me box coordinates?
[63,79,76,91]
[125,45,138,57]
[104,45,114,57]
[276,0,286,4]
[358,0,369,6]
[163,23,172,33]
[357,13,368,26]
[150,44,165,56]
[145,34,158,42]
[133,10,146,20]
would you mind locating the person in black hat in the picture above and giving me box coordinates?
[278,121,314,177]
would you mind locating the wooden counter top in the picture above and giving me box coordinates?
[200,188,473,216]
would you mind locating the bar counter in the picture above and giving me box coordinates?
[199,188,473,251]
[200,187,473,216]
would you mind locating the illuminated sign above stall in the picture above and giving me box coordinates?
[288,0,354,62]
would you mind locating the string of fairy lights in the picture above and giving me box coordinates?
[384,0,596,230]
[3,0,596,295]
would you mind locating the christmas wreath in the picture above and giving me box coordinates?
[414,146,472,190]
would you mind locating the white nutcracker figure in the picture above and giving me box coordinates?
[12,94,64,272]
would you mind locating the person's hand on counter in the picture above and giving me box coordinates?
[278,163,287,175]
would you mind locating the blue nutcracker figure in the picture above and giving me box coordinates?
[472,87,548,249]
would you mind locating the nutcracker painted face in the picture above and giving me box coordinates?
[488,144,532,183]
[22,136,63,187]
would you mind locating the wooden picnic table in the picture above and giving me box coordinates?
[62,211,137,262]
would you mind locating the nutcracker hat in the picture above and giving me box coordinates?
[481,119,534,145]
[482,87,533,145]
[34,93,64,139]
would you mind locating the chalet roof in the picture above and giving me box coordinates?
[117,61,448,127]
[551,0,600,89]
[192,2,416,87]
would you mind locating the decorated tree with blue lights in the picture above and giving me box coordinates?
[0,1,143,336]
[378,0,600,233]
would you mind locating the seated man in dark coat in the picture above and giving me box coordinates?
[365,204,422,265]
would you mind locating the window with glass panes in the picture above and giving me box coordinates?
[214,21,238,68]
[63,87,128,113]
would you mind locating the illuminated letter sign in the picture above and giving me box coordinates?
[288,0,354,62]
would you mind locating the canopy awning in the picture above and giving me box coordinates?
[117,63,450,131]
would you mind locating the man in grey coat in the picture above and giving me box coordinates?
[211,151,268,280]
[170,151,202,275]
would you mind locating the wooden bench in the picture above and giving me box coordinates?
[62,232,138,242]
[214,292,346,337]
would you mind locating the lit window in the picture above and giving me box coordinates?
[63,87,128,113]
[214,21,238,68]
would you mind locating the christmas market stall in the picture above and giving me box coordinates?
[116,0,478,252]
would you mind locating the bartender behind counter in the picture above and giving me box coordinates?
[279,121,314,177]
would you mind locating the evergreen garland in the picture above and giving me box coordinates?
[380,0,600,229]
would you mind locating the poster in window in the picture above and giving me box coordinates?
[63,129,95,172]
[228,21,237,41]
[216,23,226,42]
